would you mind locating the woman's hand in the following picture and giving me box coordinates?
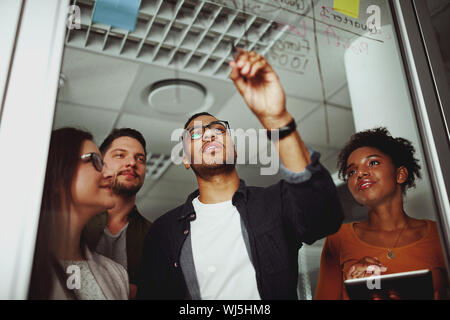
[344,256,387,280]
[345,257,394,300]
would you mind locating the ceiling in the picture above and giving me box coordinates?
[52,0,416,222]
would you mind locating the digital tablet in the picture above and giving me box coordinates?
[344,269,434,300]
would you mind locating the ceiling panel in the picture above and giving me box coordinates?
[271,42,324,101]
[327,106,355,148]
[114,113,183,155]
[161,163,197,183]
[286,96,319,121]
[307,144,340,174]
[145,179,196,200]
[216,93,261,128]
[135,178,156,201]
[321,150,340,174]
[328,84,351,107]
[297,106,328,146]
[53,102,118,145]
[308,144,331,157]
[59,48,140,110]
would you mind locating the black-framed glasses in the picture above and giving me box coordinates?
[183,120,230,141]
[80,152,104,172]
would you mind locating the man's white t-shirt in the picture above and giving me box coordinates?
[191,196,261,300]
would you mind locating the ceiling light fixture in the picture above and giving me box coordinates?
[146,79,209,115]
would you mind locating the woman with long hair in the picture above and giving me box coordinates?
[314,127,447,300]
[29,127,129,299]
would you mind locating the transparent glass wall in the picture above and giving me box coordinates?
[50,0,447,299]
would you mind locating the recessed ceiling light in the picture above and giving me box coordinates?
[146,79,207,115]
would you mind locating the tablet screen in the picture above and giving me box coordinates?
[344,269,434,300]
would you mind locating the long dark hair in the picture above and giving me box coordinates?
[28,127,93,299]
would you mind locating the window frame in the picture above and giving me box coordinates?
[0,0,69,299]
[390,0,450,274]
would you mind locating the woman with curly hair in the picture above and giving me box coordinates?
[314,127,447,300]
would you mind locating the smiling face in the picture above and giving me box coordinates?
[345,146,408,208]
[103,136,146,197]
[71,140,115,216]
[183,115,236,175]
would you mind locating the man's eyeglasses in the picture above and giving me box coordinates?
[81,152,104,172]
[183,120,230,141]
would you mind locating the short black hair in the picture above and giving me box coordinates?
[337,127,421,192]
[184,112,214,129]
[99,128,147,155]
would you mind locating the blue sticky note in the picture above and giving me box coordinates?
[92,0,141,32]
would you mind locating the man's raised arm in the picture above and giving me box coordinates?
[229,50,311,173]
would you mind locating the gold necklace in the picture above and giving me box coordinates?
[387,219,409,259]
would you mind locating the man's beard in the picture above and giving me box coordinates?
[112,176,143,197]
[191,162,236,180]
[190,150,237,180]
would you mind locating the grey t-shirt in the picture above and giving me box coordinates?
[95,223,129,271]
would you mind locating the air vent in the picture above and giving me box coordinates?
[146,153,172,180]
[66,0,287,79]
[147,79,207,115]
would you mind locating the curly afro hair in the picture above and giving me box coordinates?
[337,127,421,193]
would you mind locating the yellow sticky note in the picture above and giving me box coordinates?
[333,0,360,19]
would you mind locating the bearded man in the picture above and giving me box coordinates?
[84,128,152,299]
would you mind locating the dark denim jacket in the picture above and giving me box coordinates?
[137,152,344,300]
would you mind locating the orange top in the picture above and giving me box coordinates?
[314,220,447,300]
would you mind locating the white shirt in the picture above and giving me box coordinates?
[191,196,261,300]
